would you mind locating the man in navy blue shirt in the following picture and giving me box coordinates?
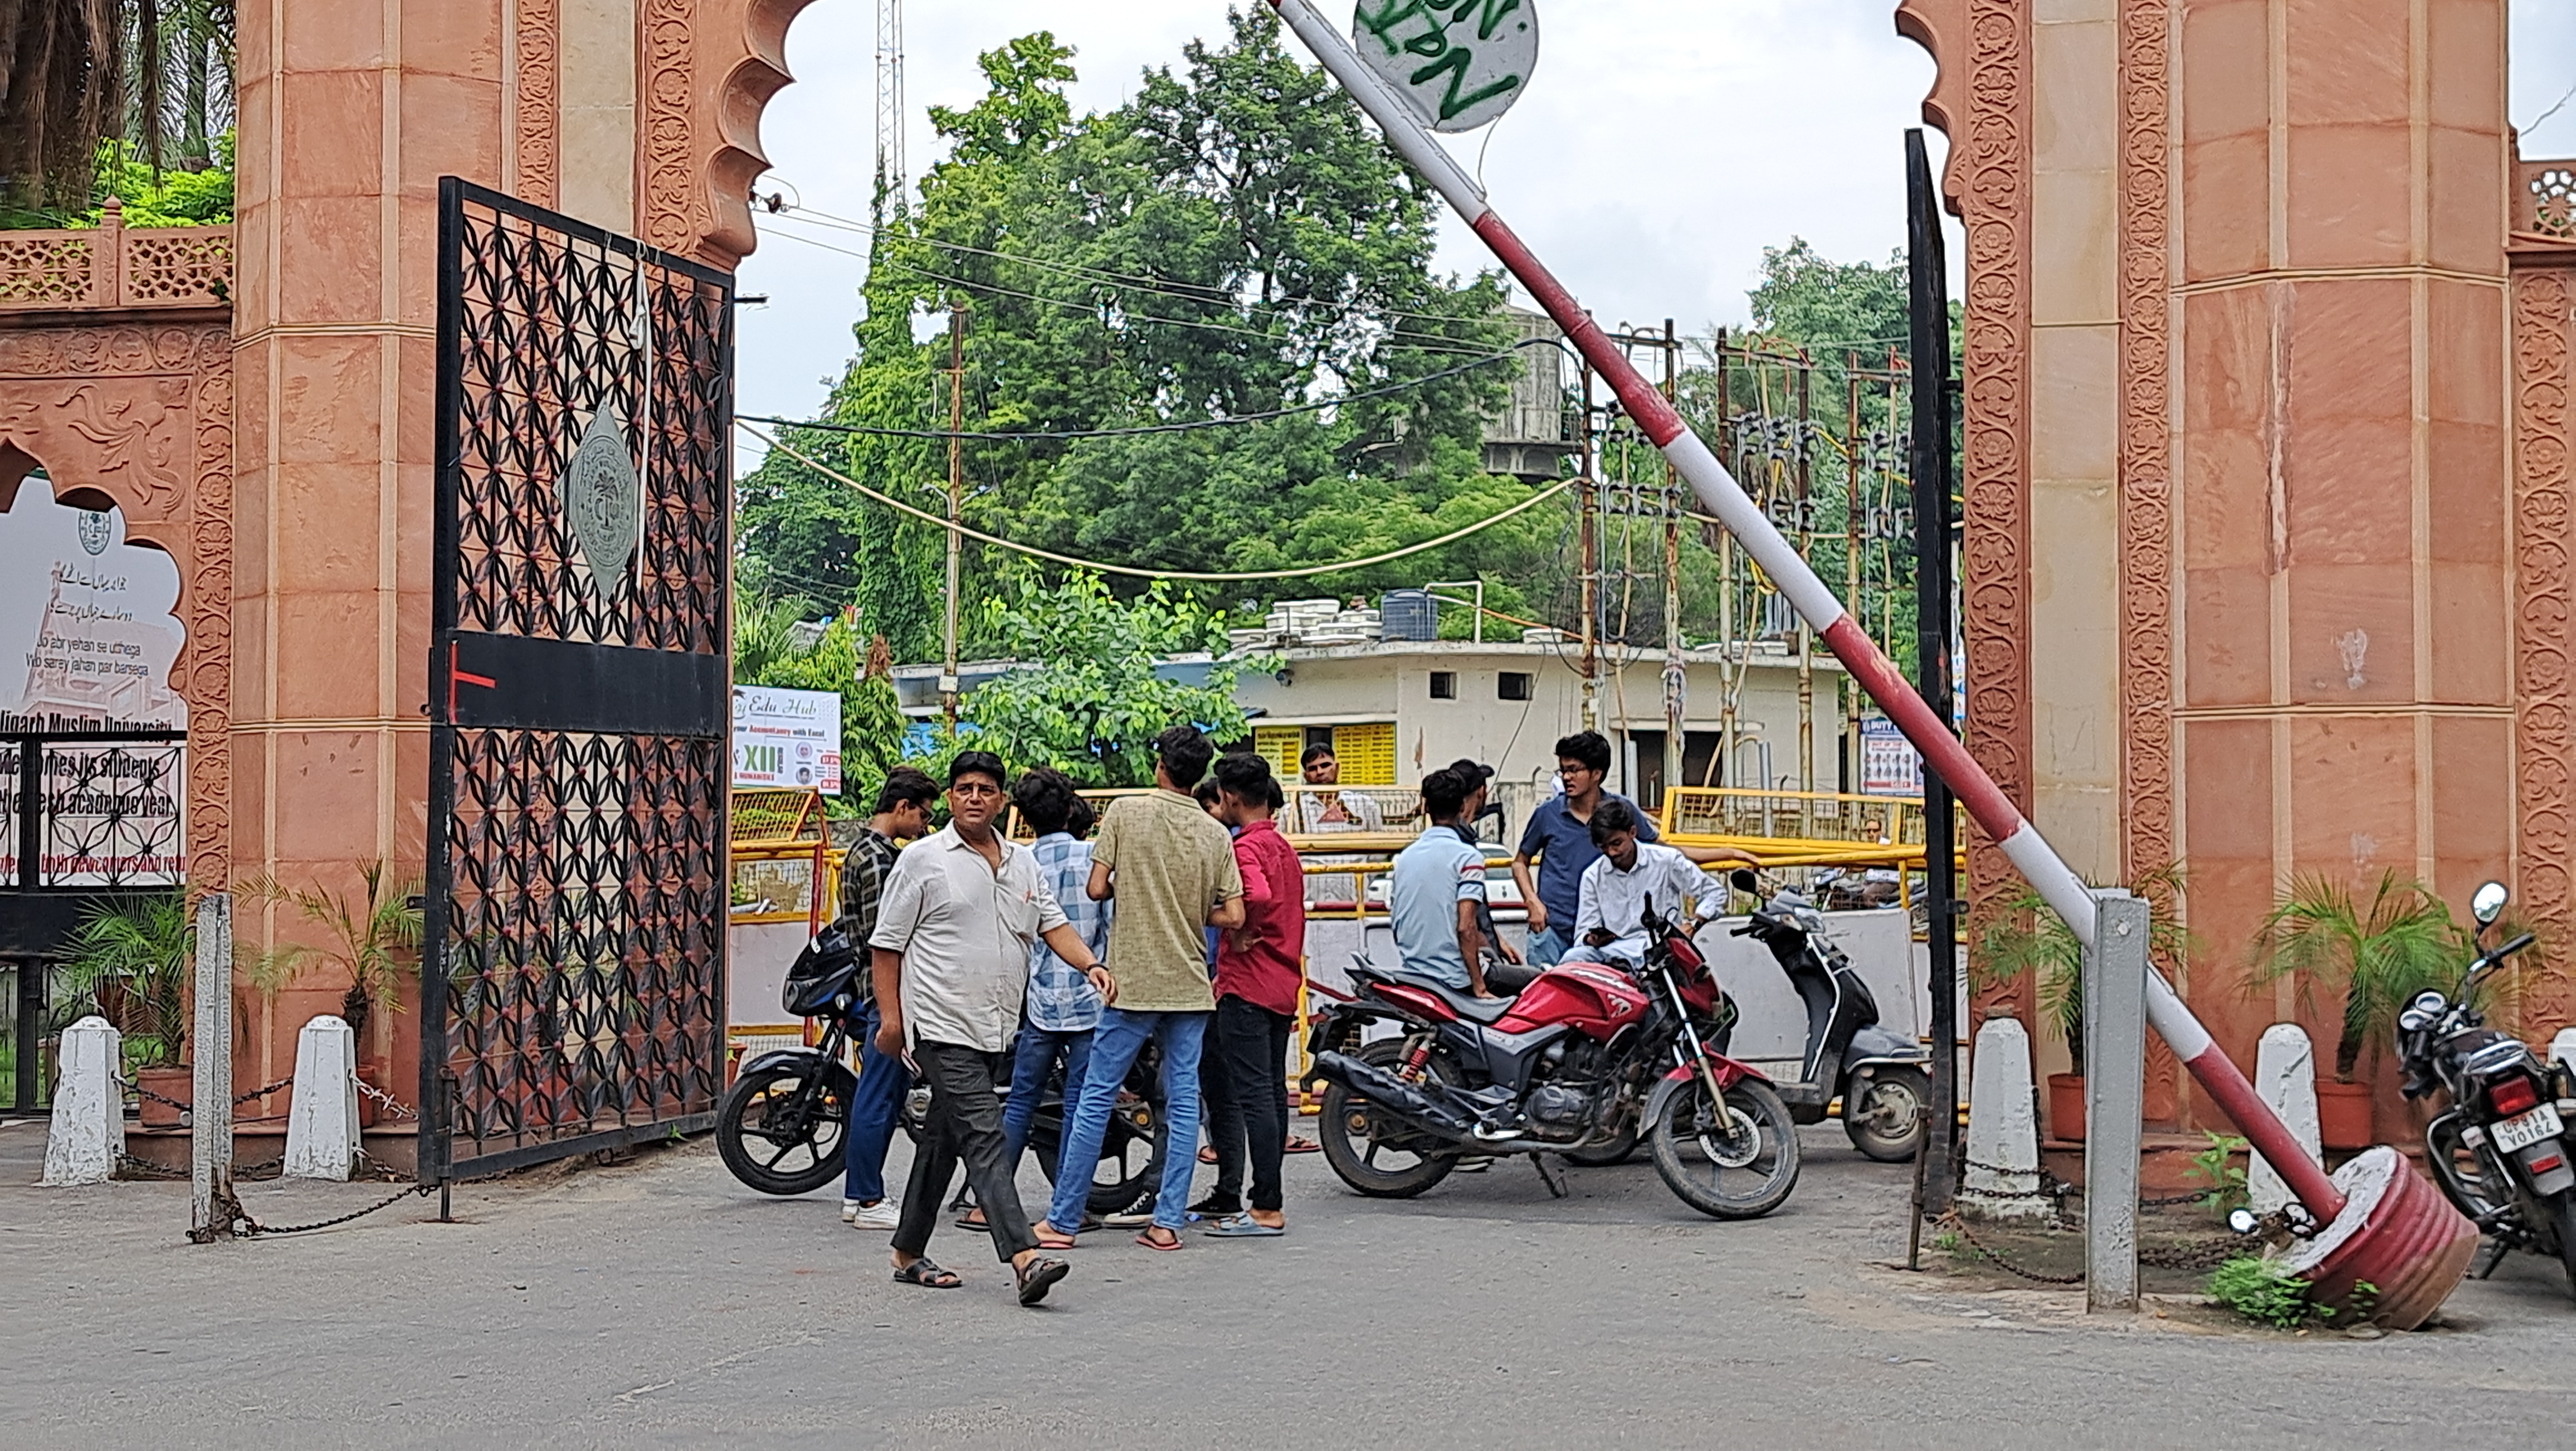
[1509,732,1755,967]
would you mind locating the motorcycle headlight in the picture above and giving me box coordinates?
[2410,990,2447,1016]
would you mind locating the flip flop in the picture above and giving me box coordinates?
[1134,1227,1185,1252]
[1202,1213,1285,1238]
[1016,1255,1070,1306]
[1033,1224,1079,1250]
[1197,1145,1218,1164]
[1285,1136,1320,1154]
[892,1257,961,1289]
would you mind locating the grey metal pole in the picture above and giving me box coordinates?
[2085,888,2149,1311]
[189,892,234,1240]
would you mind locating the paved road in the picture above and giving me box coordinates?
[5,1118,2573,1449]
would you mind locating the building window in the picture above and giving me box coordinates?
[1429,671,1457,700]
[1498,671,1533,702]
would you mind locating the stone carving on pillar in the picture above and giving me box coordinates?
[643,0,817,271]
[515,0,560,208]
[2514,267,2573,1039]
[1897,0,2035,1024]
[0,324,232,890]
[2118,0,2178,1111]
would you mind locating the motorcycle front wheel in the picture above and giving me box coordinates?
[1650,1074,1801,1220]
[1318,1039,1461,1198]
[715,1060,848,1196]
[1842,1067,1931,1163]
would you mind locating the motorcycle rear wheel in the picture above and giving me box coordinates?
[1318,1039,1460,1198]
[2552,1194,2576,1302]
[1842,1067,1931,1163]
[716,1060,848,1196]
[1650,1075,1801,1220]
[1032,1099,1164,1215]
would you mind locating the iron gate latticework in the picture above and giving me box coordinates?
[424,177,733,1182]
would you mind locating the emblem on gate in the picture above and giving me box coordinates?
[564,405,641,591]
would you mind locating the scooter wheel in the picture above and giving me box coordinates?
[1842,1067,1932,1163]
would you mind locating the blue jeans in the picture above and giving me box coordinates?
[1001,1023,1094,1179]
[842,1000,912,1204]
[1526,923,1571,967]
[1046,1007,1208,1234]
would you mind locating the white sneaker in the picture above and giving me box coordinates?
[842,1198,861,1223]
[849,1200,900,1230]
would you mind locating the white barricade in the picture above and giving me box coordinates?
[42,1016,125,1186]
[1960,1016,2051,1223]
[283,1015,359,1181]
[2248,1024,2324,1216]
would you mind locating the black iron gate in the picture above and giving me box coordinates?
[422,178,733,1182]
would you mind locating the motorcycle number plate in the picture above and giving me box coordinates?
[2493,1102,2564,1153]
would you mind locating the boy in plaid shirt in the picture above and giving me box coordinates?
[838,766,940,1229]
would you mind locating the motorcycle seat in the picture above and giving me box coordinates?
[1351,962,1517,1023]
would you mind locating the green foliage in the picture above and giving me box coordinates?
[2207,1258,2375,1330]
[60,894,194,1068]
[239,861,424,1036]
[955,572,1266,786]
[82,133,235,225]
[730,595,913,816]
[2248,872,2481,1082]
[2185,1133,2251,1217]
[1972,864,2197,1078]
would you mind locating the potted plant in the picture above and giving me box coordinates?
[1974,865,2196,1142]
[242,861,423,1124]
[2248,871,2472,1150]
[61,893,194,1127]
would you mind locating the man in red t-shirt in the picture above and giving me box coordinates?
[1201,751,1306,1236]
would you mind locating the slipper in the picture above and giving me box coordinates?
[1197,1145,1218,1164]
[1016,1255,1070,1306]
[955,1210,989,1230]
[1285,1136,1320,1154]
[1202,1213,1285,1238]
[1033,1224,1079,1251]
[892,1256,961,1289]
[1134,1227,1184,1252]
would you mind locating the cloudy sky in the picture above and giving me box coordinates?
[735,1,2576,442]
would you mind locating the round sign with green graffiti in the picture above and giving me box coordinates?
[1352,0,1539,134]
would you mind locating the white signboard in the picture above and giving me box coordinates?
[731,685,840,792]
[1860,717,1922,797]
[1353,0,1539,133]
[0,488,186,733]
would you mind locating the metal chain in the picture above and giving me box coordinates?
[201,1181,434,1240]
[111,1073,300,1113]
[353,1076,417,1120]
[1934,1211,2087,1285]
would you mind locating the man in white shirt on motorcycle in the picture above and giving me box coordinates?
[1563,797,1752,965]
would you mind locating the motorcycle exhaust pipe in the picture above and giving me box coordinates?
[1311,1051,1480,1141]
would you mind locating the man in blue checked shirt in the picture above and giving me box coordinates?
[991,768,1112,1211]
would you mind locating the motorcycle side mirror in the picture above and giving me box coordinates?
[2470,880,2507,928]
[1729,868,1759,894]
[2226,1207,2261,1236]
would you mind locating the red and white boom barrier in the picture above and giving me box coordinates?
[1271,0,2476,1323]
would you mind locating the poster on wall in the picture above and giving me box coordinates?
[0,485,189,883]
[731,685,840,793]
[1859,717,1922,797]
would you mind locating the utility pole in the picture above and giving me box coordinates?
[1659,319,1684,810]
[1796,351,1816,835]
[1714,329,1738,787]
[1846,353,1864,796]
[874,0,906,218]
[1578,357,1600,731]
[941,299,965,728]
[1907,128,1962,1216]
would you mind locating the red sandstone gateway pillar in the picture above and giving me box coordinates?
[1268,0,2477,1325]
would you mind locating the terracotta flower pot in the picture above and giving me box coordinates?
[136,1064,193,1128]
[2047,1072,2086,1143]
[2317,1077,2375,1150]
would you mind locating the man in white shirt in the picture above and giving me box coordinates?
[870,751,1116,1306]
[1563,797,1733,966]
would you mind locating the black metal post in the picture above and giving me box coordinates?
[1906,129,1962,1216]
[12,957,37,1112]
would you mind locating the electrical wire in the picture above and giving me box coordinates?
[738,420,1576,583]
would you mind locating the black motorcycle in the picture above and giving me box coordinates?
[1726,869,1934,1162]
[715,919,1161,1214]
[2396,880,2576,1296]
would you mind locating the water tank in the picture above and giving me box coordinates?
[1380,588,1438,641]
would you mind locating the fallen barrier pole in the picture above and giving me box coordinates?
[1271,0,2477,1326]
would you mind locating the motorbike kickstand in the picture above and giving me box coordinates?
[1533,1154,1569,1200]
[2475,1238,2509,1279]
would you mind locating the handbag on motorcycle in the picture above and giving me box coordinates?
[781,916,868,1017]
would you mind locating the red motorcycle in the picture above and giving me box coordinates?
[1305,896,1801,1219]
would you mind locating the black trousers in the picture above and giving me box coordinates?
[895,1039,1036,1262]
[1202,1025,1243,1204]
[1214,996,1294,1213]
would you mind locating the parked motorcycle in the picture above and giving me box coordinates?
[2394,880,2576,1296]
[714,919,1161,1211]
[1726,869,1935,1163]
[1306,895,1801,1219]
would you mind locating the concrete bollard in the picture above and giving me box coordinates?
[2248,1024,2325,1216]
[42,1016,126,1186]
[282,1015,359,1181]
[1961,1016,2052,1223]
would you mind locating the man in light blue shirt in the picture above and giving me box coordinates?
[998,768,1109,1191]
[1387,767,1497,996]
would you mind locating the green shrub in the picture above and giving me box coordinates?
[2207,1256,2377,1329]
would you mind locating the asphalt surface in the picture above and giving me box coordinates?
[6,1116,2574,1449]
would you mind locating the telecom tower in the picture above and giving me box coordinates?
[874,0,905,219]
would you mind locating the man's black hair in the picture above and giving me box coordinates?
[1066,796,1097,840]
[1300,743,1337,769]
[1157,725,1216,788]
[874,765,941,815]
[1555,730,1613,775]
[1421,767,1470,820]
[1587,795,1641,846]
[1194,775,1224,809]
[1215,751,1284,810]
[1011,765,1077,836]
[948,750,1008,790]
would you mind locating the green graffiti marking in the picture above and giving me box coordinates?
[1354,0,1528,124]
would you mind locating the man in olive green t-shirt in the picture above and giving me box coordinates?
[1036,726,1245,1250]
